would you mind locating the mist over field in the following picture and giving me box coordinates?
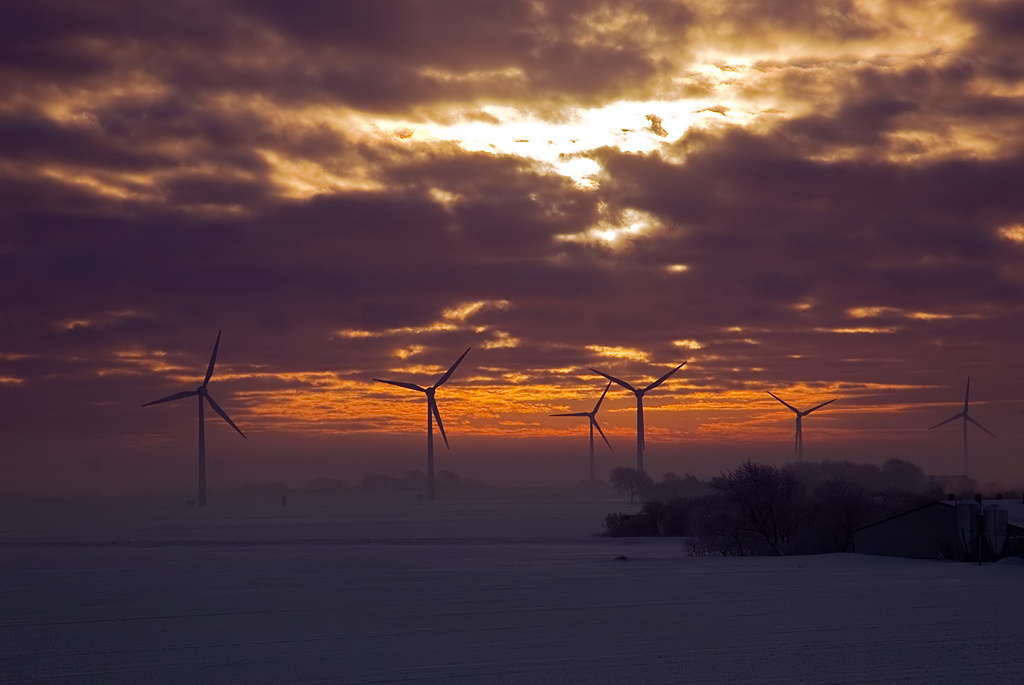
[2,490,1022,684]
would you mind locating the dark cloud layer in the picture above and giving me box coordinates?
[3,1,1024,492]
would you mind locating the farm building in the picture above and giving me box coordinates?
[853,497,1024,561]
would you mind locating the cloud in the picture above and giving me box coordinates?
[4,1,1024,491]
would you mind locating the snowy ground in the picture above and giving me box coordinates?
[2,489,1022,684]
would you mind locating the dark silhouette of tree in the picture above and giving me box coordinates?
[648,471,710,499]
[610,466,653,503]
[880,458,926,494]
[709,462,806,555]
[804,476,873,553]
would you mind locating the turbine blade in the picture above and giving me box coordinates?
[551,412,590,417]
[767,392,799,414]
[206,393,246,438]
[929,413,963,430]
[804,398,838,415]
[593,380,613,413]
[966,414,995,438]
[142,390,197,407]
[204,331,222,387]
[434,347,471,388]
[589,368,636,393]
[430,396,449,448]
[592,418,613,451]
[964,376,971,410]
[643,362,686,392]
[373,378,426,393]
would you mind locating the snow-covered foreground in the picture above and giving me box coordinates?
[2,490,1022,684]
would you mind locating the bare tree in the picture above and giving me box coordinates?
[709,462,806,555]
[609,466,654,504]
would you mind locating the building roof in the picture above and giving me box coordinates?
[854,498,1024,534]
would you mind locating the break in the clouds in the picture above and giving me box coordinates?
[3,0,1024,492]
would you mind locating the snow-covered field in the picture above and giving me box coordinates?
[2,489,1022,684]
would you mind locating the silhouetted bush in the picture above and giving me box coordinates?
[306,476,348,491]
[234,482,288,495]
[647,472,711,500]
[602,459,946,555]
[641,497,696,536]
[603,512,658,537]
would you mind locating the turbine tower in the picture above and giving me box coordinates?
[929,376,994,477]
[142,331,246,506]
[589,362,686,474]
[374,348,470,500]
[551,381,614,482]
[767,392,837,462]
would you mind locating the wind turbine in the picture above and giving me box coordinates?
[551,381,614,482]
[142,331,245,506]
[929,376,994,477]
[767,392,837,462]
[374,348,471,501]
[589,362,686,474]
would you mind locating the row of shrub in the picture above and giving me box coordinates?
[605,460,942,555]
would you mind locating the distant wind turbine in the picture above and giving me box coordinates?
[374,348,471,501]
[551,381,614,482]
[142,331,245,506]
[590,362,686,474]
[767,392,837,462]
[929,376,994,477]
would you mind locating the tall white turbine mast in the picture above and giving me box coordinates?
[767,392,837,462]
[551,381,614,482]
[589,362,686,475]
[374,348,471,501]
[142,331,246,506]
[929,376,994,477]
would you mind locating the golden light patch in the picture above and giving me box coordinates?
[442,300,510,321]
[673,339,704,350]
[0,376,24,385]
[997,224,1024,243]
[334,322,459,339]
[847,306,900,318]
[395,345,424,360]
[483,332,520,349]
[57,310,143,332]
[428,188,460,208]
[814,327,898,334]
[384,364,448,376]
[908,311,954,321]
[259,149,383,198]
[556,208,659,248]
[585,345,649,361]
[665,264,690,273]
[110,348,181,376]
[60,318,93,331]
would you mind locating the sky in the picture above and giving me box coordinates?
[3,0,1024,494]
